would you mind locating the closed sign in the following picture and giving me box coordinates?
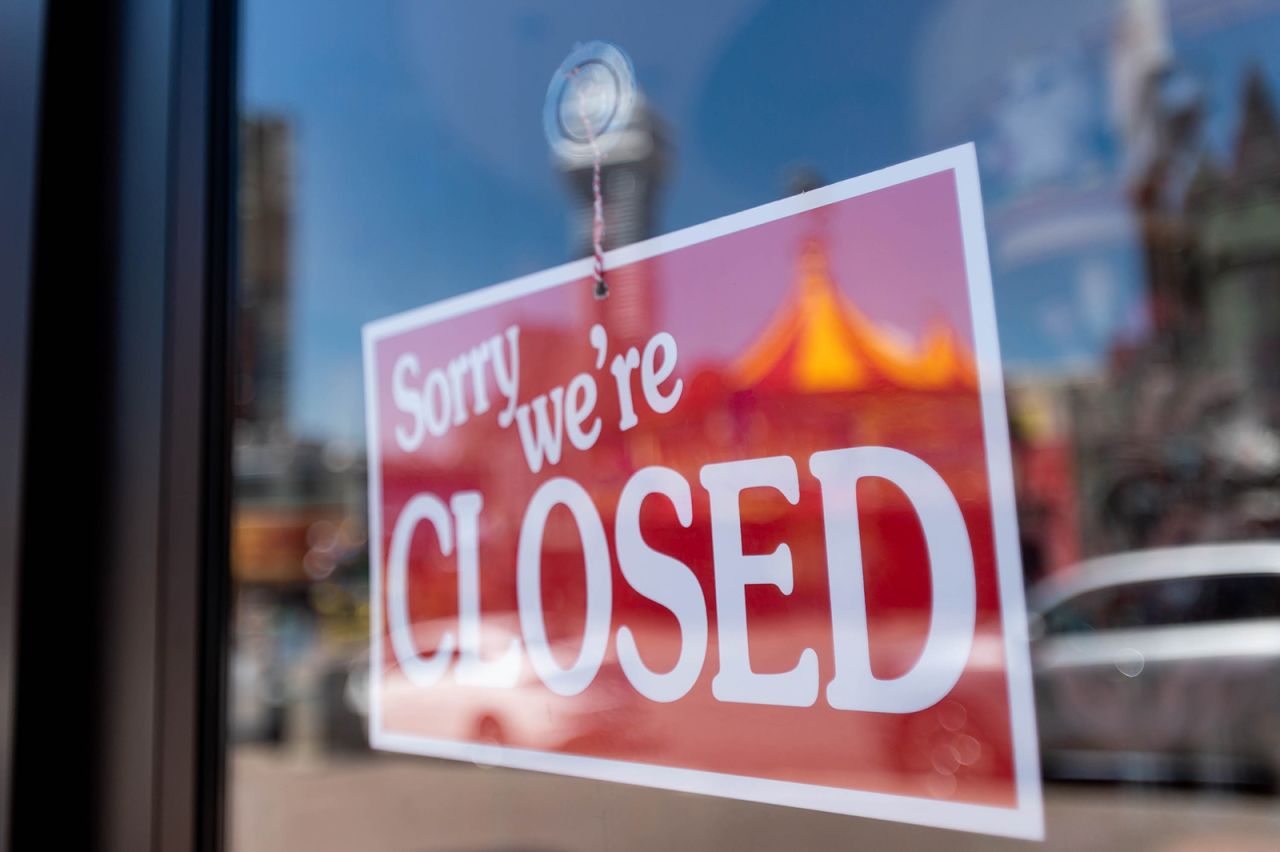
[362,146,1042,839]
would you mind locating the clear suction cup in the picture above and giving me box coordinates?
[544,41,637,160]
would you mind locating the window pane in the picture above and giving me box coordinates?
[230,1,1280,849]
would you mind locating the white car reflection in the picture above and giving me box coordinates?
[1029,543,1280,787]
[350,617,646,753]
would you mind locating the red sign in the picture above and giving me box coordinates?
[362,146,1042,838]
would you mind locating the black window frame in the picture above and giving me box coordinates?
[4,0,237,849]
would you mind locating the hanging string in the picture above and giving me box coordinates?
[572,69,608,299]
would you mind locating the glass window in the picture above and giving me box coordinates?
[229,1,1280,849]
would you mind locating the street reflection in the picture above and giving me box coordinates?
[231,0,1280,848]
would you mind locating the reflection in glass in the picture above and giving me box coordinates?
[229,0,1280,849]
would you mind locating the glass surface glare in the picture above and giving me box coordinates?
[230,0,1280,849]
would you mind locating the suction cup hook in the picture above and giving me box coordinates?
[543,41,637,160]
[545,41,637,299]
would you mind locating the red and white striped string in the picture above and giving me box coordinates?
[572,71,608,299]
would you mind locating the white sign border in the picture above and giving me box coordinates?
[362,144,1044,841]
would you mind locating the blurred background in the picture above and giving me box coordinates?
[229,1,1280,849]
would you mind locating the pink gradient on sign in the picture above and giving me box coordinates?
[658,171,975,366]
[367,169,1016,810]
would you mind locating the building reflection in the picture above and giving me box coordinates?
[978,0,1280,583]
[233,116,369,750]
[1083,40,1280,554]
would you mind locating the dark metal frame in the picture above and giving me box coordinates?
[0,1,49,846]
[6,0,235,849]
